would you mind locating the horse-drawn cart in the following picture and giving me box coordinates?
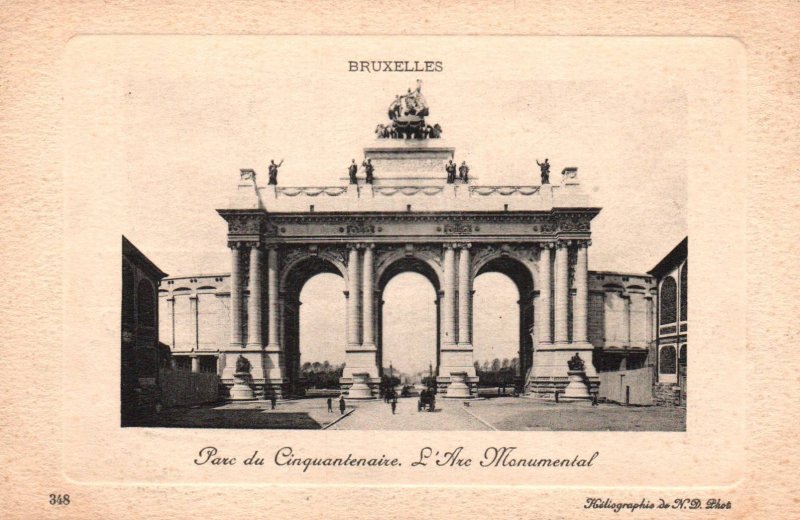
[417,388,436,412]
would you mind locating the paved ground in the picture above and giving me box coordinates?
[327,397,490,430]
[136,399,353,430]
[466,397,686,431]
[134,397,685,431]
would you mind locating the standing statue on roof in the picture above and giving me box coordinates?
[459,161,470,182]
[362,158,374,184]
[537,158,550,185]
[268,159,284,185]
[348,159,358,185]
[445,159,457,184]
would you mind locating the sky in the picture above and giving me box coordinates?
[65,36,688,374]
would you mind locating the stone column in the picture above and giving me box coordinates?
[442,244,457,346]
[435,293,441,368]
[189,295,198,351]
[191,355,200,373]
[536,245,553,345]
[278,293,286,348]
[554,242,569,344]
[246,244,263,348]
[259,246,284,394]
[362,244,375,348]
[229,243,244,348]
[573,241,589,344]
[166,297,175,347]
[457,243,472,347]
[343,244,378,388]
[629,289,648,349]
[622,294,631,348]
[266,246,280,350]
[347,244,361,346]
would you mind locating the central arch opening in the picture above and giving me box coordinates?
[378,257,441,387]
[473,256,534,394]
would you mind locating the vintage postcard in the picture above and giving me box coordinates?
[2,2,798,519]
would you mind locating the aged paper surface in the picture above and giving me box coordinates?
[1,1,798,519]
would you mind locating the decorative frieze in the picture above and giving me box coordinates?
[555,212,591,232]
[345,223,377,235]
[227,215,263,235]
[440,221,477,234]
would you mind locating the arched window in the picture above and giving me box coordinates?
[659,345,677,374]
[136,279,156,327]
[680,262,687,321]
[660,276,677,324]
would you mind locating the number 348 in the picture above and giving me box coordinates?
[49,494,70,506]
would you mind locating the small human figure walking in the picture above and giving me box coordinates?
[270,394,277,410]
[390,400,397,415]
[327,397,333,413]
[362,159,374,184]
[338,395,346,415]
[348,159,358,185]
[268,159,284,185]
[591,393,598,407]
[536,158,550,185]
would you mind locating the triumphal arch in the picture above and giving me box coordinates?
[217,84,600,398]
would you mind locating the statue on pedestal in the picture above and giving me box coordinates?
[235,354,251,374]
[562,352,591,401]
[230,354,255,401]
[537,158,550,185]
[567,352,585,372]
[376,80,443,140]
[267,159,284,185]
[362,159,375,184]
[459,161,470,182]
[348,159,358,185]
[445,160,457,184]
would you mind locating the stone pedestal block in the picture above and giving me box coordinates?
[562,370,591,401]
[444,372,472,399]
[363,141,454,186]
[229,372,255,400]
[348,372,375,399]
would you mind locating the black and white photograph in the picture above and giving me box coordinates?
[115,39,690,432]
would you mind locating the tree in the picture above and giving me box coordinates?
[491,358,501,373]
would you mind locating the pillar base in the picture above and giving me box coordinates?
[229,372,256,400]
[561,370,591,401]
[436,375,479,397]
[347,373,377,399]
[525,376,600,399]
[443,372,472,398]
[339,376,381,397]
[343,346,379,380]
